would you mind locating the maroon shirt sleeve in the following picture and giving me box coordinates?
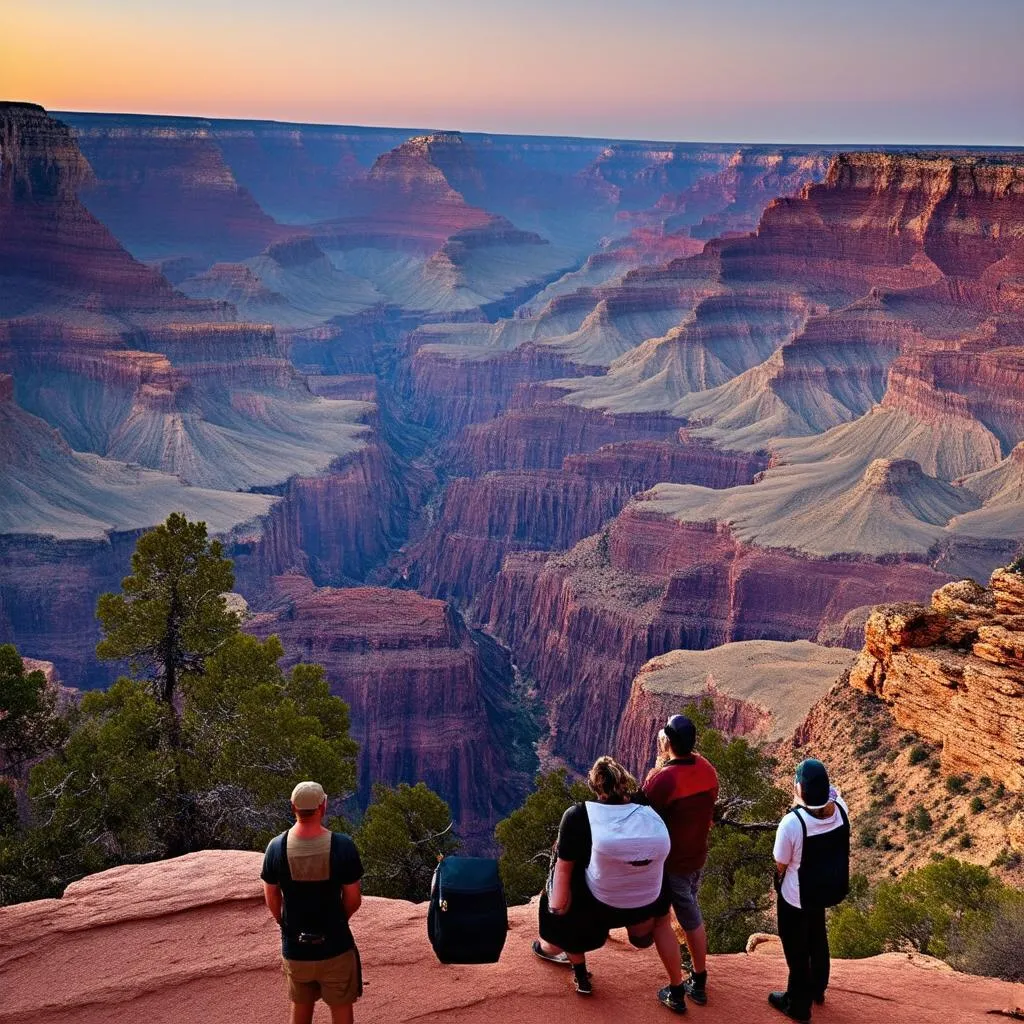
[643,766,674,813]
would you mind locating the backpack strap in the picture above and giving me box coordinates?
[277,829,292,883]
[790,806,809,841]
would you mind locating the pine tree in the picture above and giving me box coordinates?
[0,644,64,779]
[96,512,237,712]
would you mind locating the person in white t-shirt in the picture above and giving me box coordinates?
[768,759,850,1023]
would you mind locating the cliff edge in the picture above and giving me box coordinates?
[1,851,1020,1023]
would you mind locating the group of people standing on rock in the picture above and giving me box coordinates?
[259,717,849,1024]
[531,715,850,1021]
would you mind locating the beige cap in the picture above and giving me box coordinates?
[290,781,327,811]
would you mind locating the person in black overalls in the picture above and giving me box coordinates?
[769,759,850,1023]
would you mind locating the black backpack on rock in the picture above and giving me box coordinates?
[428,855,508,964]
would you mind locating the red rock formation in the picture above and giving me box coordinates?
[0,103,178,307]
[488,505,951,768]
[615,640,857,775]
[248,584,527,843]
[3,850,1020,1024]
[850,569,1024,789]
[718,153,1024,301]
[407,345,593,433]
[405,436,767,618]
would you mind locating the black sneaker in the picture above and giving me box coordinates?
[658,986,688,1014]
[768,991,810,1023]
[573,968,593,996]
[684,972,708,1006]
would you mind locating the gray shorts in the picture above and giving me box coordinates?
[666,869,704,931]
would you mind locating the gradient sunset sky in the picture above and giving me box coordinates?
[3,0,1022,144]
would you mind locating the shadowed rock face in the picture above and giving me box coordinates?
[1,850,1019,1024]
[0,103,178,305]
[247,583,528,845]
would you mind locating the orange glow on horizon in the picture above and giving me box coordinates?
[2,0,1021,144]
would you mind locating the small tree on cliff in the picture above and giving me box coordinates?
[28,633,358,875]
[495,768,590,904]
[356,783,459,901]
[96,513,237,713]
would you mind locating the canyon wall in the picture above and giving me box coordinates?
[850,569,1024,790]
[248,581,531,844]
[488,504,951,769]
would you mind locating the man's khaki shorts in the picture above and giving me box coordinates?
[282,949,360,1006]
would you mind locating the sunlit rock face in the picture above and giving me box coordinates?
[850,570,1024,790]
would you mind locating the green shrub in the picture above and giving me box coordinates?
[908,804,933,831]
[970,796,985,814]
[946,775,969,795]
[958,834,973,850]
[908,745,929,766]
[856,727,881,755]
[859,825,879,849]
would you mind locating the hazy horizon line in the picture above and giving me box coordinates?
[39,103,1024,153]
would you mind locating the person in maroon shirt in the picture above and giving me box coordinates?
[643,714,720,1006]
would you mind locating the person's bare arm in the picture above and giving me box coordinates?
[264,882,282,924]
[549,858,574,912]
[342,880,362,920]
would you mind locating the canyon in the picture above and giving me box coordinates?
[2,98,1022,847]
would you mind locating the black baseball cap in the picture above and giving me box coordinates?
[664,714,697,755]
[795,758,831,809]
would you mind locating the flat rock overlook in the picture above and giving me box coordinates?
[2,101,1023,847]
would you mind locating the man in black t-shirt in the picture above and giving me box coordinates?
[262,781,364,1024]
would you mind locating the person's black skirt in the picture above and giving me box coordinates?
[538,872,609,954]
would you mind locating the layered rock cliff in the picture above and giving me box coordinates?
[487,503,949,769]
[616,640,857,774]
[247,582,530,843]
[2,851,1020,1024]
[849,569,1024,790]
[69,114,283,265]
[0,103,179,308]
[404,433,767,620]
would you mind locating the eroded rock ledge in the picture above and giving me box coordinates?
[851,568,1024,789]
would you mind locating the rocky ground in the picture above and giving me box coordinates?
[1,851,1020,1024]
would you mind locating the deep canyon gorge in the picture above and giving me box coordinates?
[2,100,1023,846]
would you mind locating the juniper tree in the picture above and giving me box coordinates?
[96,512,237,717]
[356,783,458,901]
[0,644,64,779]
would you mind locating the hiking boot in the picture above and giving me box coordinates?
[658,985,688,1014]
[684,971,708,1006]
[768,991,810,1023]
